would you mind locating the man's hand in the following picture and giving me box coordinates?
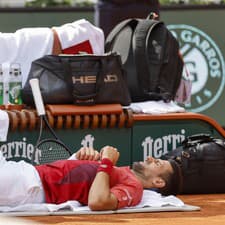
[100,146,120,165]
[72,147,100,161]
[88,145,120,211]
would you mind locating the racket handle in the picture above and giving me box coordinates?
[29,78,46,116]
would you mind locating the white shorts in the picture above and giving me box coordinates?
[0,151,45,207]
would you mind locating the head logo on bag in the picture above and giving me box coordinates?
[168,24,225,112]
[72,74,118,84]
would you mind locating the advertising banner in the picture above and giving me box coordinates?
[161,6,225,126]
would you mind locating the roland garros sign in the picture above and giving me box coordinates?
[168,24,225,112]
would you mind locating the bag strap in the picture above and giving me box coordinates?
[182,133,213,147]
[60,56,105,105]
[133,18,170,101]
[105,18,140,52]
[34,55,66,81]
[213,138,225,150]
[59,57,74,97]
[182,133,225,151]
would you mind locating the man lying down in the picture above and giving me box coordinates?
[0,146,183,211]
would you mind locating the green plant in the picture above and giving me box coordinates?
[73,0,97,7]
[25,0,72,7]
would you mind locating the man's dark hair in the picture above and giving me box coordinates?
[158,159,183,196]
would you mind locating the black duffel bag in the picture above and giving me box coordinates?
[161,133,225,194]
[22,53,131,106]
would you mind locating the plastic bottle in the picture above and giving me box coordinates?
[8,63,23,104]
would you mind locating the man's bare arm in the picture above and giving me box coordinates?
[88,146,120,211]
[68,147,100,161]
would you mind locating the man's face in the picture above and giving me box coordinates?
[132,156,173,180]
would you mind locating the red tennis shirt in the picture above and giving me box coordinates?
[35,160,143,209]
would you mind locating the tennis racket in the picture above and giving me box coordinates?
[30,78,72,165]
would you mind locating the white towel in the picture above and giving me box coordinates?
[0,19,105,93]
[0,28,53,87]
[129,100,186,114]
[132,190,184,208]
[0,190,184,213]
[53,19,105,55]
[0,110,9,142]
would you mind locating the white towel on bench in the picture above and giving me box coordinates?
[129,100,185,114]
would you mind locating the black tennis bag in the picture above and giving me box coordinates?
[161,134,225,194]
[105,13,183,102]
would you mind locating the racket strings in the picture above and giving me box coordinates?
[36,141,71,164]
[32,118,71,165]
[30,78,72,165]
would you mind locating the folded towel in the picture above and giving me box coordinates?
[133,190,184,208]
[53,19,104,55]
[129,100,186,114]
[0,110,9,142]
[0,190,184,213]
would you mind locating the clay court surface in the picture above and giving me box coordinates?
[12,194,225,225]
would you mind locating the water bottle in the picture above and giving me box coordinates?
[0,64,3,105]
[8,63,22,105]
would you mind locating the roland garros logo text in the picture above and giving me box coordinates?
[168,24,225,112]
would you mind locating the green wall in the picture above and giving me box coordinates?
[0,7,94,32]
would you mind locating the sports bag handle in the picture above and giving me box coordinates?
[59,57,74,95]
[105,18,140,52]
[182,133,214,147]
[182,133,225,151]
[60,56,105,105]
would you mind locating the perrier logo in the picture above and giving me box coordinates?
[168,24,225,112]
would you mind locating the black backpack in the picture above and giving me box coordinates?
[105,13,184,102]
[161,134,225,194]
